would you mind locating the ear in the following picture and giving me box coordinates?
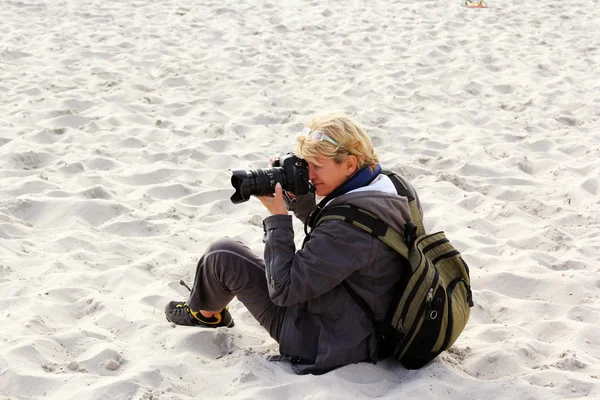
[345,155,358,176]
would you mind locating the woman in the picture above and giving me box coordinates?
[165,111,422,374]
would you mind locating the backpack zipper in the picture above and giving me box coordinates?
[422,237,449,255]
[399,268,440,356]
[397,235,444,329]
[431,250,460,265]
[396,259,430,330]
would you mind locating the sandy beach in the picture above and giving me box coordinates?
[1,0,599,399]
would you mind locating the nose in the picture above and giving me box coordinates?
[308,166,317,181]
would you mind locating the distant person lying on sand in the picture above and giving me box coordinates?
[165,111,423,374]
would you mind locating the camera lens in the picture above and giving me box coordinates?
[230,167,287,204]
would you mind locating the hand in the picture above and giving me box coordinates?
[257,183,289,215]
[269,155,281,167]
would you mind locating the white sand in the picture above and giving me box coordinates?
[1,0,599,399]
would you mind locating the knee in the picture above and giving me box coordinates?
[205,237,246,255]
[200,237,264,273]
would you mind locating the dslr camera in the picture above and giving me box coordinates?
[230,153,314,204]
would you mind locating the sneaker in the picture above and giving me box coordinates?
[165,301,234,328]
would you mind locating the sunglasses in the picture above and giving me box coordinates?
[302,127,349,151]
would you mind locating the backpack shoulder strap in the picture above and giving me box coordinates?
[315,204,410,259]
[381,170,425,238]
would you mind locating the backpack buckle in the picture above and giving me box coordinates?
[404,221,418,247]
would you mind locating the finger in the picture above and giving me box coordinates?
[269,155,281,167]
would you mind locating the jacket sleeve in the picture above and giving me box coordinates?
[262,214,371,307]
[284,191,315,224]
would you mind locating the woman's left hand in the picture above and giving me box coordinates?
[257,183,288,215]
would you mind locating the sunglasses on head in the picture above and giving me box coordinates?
[302,127,349,151]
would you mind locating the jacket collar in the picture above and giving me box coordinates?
[318,164,382,207]
[306,164,381,233]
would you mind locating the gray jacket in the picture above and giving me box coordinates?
[263,175,422,374]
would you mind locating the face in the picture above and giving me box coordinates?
[307,156,357,197]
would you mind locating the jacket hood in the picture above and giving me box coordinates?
[325,174,423,235]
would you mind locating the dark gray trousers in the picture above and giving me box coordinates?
[187,237,286,341]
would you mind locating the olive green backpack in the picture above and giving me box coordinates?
[315,171,474,369]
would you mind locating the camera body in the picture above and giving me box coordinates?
[230,153,314,204]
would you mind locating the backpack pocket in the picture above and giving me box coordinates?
[399,284,446,369]
[442,277,471,350]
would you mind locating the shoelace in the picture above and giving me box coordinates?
[171,301,225,325]
[171,304,196,321]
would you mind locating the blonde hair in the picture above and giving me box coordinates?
[296,111,379,170]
